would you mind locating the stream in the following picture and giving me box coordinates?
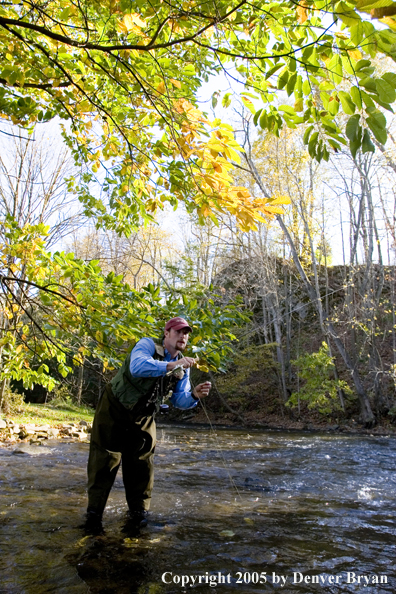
[1,426,395,593]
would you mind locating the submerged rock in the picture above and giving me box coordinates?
[12,443,52,455]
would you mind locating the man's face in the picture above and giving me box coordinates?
[164,327,190,352]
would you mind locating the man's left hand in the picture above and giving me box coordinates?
[193,381,212,399]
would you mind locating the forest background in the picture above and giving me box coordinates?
[1,0,396,431]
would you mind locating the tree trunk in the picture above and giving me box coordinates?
[244,150,375,427]
[327,322,375,426]
[76,361,84,406]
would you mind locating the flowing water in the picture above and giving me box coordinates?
[1,426,395,593]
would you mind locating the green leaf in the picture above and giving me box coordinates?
[383,72,396,87]
[328,96,340,116]
[338,91,356,115]
[277,69,289,90]
[253,108,263,126]
[303,125,314,145]
[288,57,297,73]
[211,91,219,109]
[361,128,375,153]
[350,22,364,46]
[376,78,396,103]
[345,114,361,142]
[328,54,343,85]
[320,92,330,110]
[279,104,296,115]
[303,79,311,96]
[286,72,297,97]
[259,110,268,129]
[308,131,319,157]
[373,98,394,113]
[355,59,372,71]
[265,63,283,79]
[222,93,232,108]
[327,138,342,151]
[350,135,362,159]
[241,96,256,114]
[184,64,196,76]
[366,109,387,144]
[361,90,376,109]
[350,86,362,110]
[359,77,378,94]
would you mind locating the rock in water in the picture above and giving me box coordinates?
[12,443,52,456]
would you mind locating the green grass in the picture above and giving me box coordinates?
[5,402,94,426]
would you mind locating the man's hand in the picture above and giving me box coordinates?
[166,357,196,372]
[193,381,212,400]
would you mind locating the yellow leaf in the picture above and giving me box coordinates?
[347,49,363,61]
[123,13,146,31]
[196,363,209,372]
[170,79,181,89]
[262,205,286,214]
[379,15,396,29]
[294,97,304,112]
[296,3,308,23]
[269,194,291,205]
[156,81,166,95]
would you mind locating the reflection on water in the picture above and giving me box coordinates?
[1,427,396,593]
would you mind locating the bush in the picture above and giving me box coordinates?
[287,342,353,415]
[47,384,74,408]
[2,388,25,416]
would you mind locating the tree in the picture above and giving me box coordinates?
[0,129,83,244]
[0,130,83,408]
[67,223,175,289]
[0,0,396,234]
[0,215,249,411]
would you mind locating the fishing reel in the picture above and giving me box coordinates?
[166,364,185,380]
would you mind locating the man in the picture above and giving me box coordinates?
[85,316,211,534]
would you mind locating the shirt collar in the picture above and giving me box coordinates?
[163,345,179,361]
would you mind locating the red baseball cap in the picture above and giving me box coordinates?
[165,317,192,332]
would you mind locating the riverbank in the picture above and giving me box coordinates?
[0,401,93,445]
[1,401,396,445]
[171,407,396,437]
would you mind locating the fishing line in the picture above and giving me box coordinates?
[188,369,243,502]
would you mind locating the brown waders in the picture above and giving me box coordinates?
[87,384,156,516]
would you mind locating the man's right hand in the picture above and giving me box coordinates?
[166,357,196,372]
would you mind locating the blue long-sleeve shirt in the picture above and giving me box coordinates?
[129,338,197,410]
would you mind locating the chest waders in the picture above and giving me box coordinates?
[87,346,183,517]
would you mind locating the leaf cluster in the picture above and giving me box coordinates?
[0,216,249,390]
[287,342,353,414]
[0,0,395,231]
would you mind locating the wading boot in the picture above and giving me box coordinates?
[121,509,149,536]
[82,509,104,536]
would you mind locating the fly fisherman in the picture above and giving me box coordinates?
[84,317,211,534]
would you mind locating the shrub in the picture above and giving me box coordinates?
[287,342,353,415]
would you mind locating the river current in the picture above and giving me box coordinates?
[0,426,395,593]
